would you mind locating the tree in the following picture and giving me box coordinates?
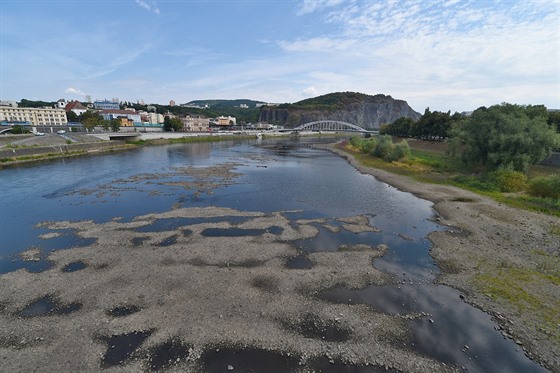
[83,118,98,132]
[110,118,121,132]
[381,117,415,137]
[548,110,560,133]
[163,116,172,132]
[163,116,183,132]
[80,110,102,132]
[11,125,26,134]
[451,103,559,172]
[66,110,78,122]
[170,117,183,132]
[100,120,111,131]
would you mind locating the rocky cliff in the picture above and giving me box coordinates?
[258,92,420,129]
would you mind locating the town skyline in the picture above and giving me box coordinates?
[1,0,557,113]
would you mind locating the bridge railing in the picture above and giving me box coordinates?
[294,120,370,132]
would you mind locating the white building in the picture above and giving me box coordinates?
[216,116,236,126]
[0,106,67,126]
[0,101,18,108]
[181,115,210,132]
[140,112,164,125]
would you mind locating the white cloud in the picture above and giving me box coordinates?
[64,87,87,96]
[302,86,319,97]
[278,37,357,53]
[297,0,346,16]
[279,0,559,111]
[134,0,160,15]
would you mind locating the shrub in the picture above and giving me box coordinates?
[371,135,393,158]
[528,175,560,199]
[486,168,527,192]
[349,136,362,148]
[453,175,501,192]
[384,141,411,162]
[361,138,377,154]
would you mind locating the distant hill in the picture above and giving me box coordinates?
[258,92,421,129]
[183,99,267,109]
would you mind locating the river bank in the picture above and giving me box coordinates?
[0,131,318,167]
[320,142,560,372]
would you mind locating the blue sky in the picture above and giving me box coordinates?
[1,0,558,112]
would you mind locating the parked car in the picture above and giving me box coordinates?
[35,132,45,136]
[56,130,66,134]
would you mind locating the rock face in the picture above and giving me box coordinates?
[258,92,421,130]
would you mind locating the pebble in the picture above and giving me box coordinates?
[227,364,234,371]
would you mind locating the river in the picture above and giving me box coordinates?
[0,137,547,372]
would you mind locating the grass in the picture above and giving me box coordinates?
[340,139,560,217]
[474,262,560,341]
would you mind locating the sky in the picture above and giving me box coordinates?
[0,0,558,113]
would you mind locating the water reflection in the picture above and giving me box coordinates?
[321,284,546,372]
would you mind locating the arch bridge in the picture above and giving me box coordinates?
[294,120,376,133]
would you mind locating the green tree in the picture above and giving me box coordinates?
[548,110,560,133]
[163,116,172,132]
[110,119,121,132]
[83,118,97,132]
[11,125,26,134]
[381,117,415,137]
[80,110,102,132]
[66,110,78,122]
[163,116,183,132]
[170,117,183,131]
[451,103,559,172]
[100,120,111,131]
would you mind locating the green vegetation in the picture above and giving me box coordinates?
[474,264,560,341]
[10,125,28,134]
[276,92,384,111]
[345,132,560,216]
[363,102,560,215]
[527,175,560,199]
[380,108,463,141]
[0,151,87,164]
[163,116,183,132]
[18,99,55,108]
[450,104,558,172]
[81,111,103,131]
[350,135,411,162]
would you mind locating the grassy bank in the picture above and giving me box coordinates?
[340,138,560,217]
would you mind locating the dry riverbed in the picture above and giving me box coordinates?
[1,141,558,372]
[322,143,560,372]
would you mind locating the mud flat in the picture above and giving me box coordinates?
[320,143,560,372]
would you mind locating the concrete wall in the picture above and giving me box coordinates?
[0,141,131,159]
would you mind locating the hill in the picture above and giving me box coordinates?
[184,99,266,109]
[258,92,421,129]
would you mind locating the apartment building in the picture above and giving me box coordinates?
[94,100,120,110]
[217,116,236,126]
[181,115,210,132]
[99,109,141,125]
[0,106,68,126]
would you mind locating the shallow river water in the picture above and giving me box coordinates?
[0,137,547,372]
